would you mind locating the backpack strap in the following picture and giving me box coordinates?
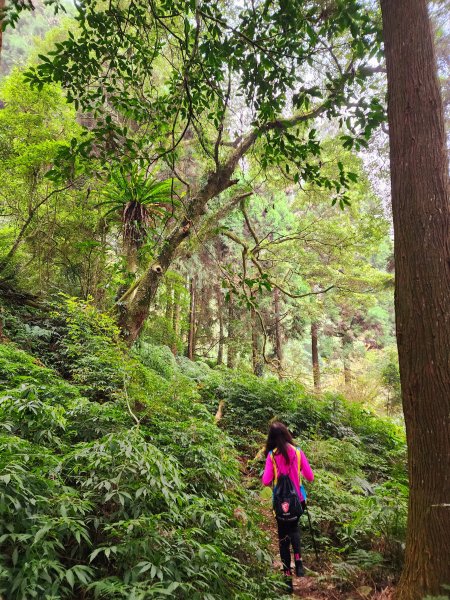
[271,447,302,487]
[296,448,302,487]
[270,450,278,486]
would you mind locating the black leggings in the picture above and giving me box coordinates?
[276,518,301,573]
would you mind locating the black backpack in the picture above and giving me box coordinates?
[270,449,304,521]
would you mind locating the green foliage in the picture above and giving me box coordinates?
[199,371,297,448]
[133,342,178,380]
[342,481,407,566]
[0,305,281,600]
[141,316,184,354]
[52,296,127,400]
[196,367,407,578]
[0,68,109,301]
[0,8,408,594]
[176,356,213,382]
[327,550,384,587]
[101,167,178,219]
[21,0,385,172]
[381,349,402,414]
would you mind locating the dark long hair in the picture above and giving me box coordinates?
[265,421,294,464]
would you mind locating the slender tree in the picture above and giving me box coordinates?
[227,295,236,369]
[380,1,450,597]
[187,276,197,361]
[172,289,181,355]
[273,287,283,372]
[311,322,321,390]
[251,319,264,377]
[0,0,5,62]
[216,286,224,365]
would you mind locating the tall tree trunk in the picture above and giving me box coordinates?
[0,0,4,64]
[311,321,321,390]
[187,277,196,360]
[380,1,450,597]
[251,295,264,377]
[171,287,181,355]
[227,294,236,369]
[273,287,283,372]
[165,283,173,322]
[216,287,224,365]
[342,333,352,386]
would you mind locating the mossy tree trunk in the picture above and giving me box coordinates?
[251,293,264,377]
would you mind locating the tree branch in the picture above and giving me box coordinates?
[220,229,336,299]
[240,199,260,248]
[0,183,74,274]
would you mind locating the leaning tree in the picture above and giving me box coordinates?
[6,0,386,342]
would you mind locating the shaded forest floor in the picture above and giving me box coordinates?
[258,501,395,600]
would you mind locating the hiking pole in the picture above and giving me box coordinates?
[304,505,319,561]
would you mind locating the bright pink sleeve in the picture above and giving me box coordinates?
[262,453,274,486]
[300,450,314,482]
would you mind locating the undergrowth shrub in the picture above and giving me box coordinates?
[133,342,178,380]
[142,314,184,353]
[327,549,385,588]
[0,301,281,600]
[1,297,408,596]
[198,372,298,453]
[198,367,407,581]
[341,480,408,569]
[176,355,213,381]
[54,296,126,401]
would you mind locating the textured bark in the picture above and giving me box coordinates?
[342,333,353,386]
[251,294,264,377]
[227,295,236,369]
[380,1,450,598]
[187,277,196,361]
[311,322,321,390]
[216,287,224,365]
[0,0,4,64]
[273,287,283,371]
[117,100,336,344]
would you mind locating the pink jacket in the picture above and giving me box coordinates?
[262,444,314,501]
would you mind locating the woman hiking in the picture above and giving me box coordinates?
[262,421,314,594]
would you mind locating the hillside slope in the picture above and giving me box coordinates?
[0,299,407,599]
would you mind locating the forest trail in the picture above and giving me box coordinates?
[258,502,395,600]
[259,503,330,599]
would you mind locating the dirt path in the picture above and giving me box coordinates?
[259,502,394,600]
[259,503,336,599]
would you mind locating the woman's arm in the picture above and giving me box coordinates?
[300,450,314,482]
[261,453,274,486]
